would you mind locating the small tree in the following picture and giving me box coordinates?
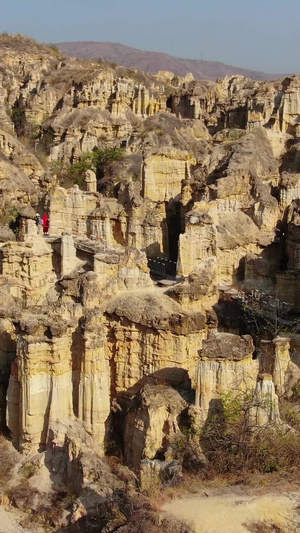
[51,147,125,190]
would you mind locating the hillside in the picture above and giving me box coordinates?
[55,41,284,81]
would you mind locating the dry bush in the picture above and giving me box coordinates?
[246,522,287,533]
[67,488,195,533]
[19,461,39,480]
[280,400,300,430]
[28,490,73,528]
[106,455,137,487]
[0,436,19,488]
[200,393,300,477]
[6,482,40,510]
[7,484,74,529]
[140,470,163,499]
[0,33,59,56]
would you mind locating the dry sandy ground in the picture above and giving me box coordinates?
[162,487,300,533]
[0,505,47,533]
[0,506,29,533]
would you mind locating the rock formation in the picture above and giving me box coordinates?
[1,36,300,523]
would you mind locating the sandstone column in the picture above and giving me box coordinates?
[61,234,77,277]
[84,169,97,193]
[248,375,280,427]
[25,218,38,240]
[78,339,110,452]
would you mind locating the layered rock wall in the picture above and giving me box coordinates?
[142,151,195,202]
[195,333,258,422]
[0,237,56,306]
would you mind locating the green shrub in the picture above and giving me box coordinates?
[10,104,26,135]
[52,147,125,190]
[93,147,125,180]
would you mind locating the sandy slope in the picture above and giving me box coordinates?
[162,488,300,533]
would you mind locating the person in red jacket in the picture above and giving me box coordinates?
[42,213,49,235]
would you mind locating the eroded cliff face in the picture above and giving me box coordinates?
[0,226,297,461]
[123,384,188,470]
[195,333,258,422]
[1,34,300,478]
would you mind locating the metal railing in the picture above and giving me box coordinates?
[147,257,177,278]
[220,286,291,317]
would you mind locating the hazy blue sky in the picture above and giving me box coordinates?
[1,0,299,73]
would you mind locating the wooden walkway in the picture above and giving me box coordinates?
[219,285,291,317]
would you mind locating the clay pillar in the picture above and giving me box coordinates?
[24,219,38,241]
[61,234,77,277]
[84,169,97,193]
[248,375,280,427]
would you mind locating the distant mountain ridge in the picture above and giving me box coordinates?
[55,41,284,81]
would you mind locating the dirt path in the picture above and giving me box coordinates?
[162,488,300,532]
